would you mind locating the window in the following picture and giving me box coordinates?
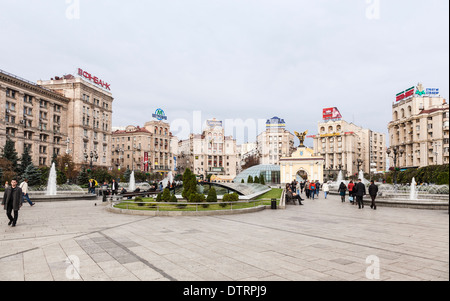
[6,88,16,98]
[24,94,33,103]
[6,101,16,112]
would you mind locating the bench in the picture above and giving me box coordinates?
[285,193,295,205]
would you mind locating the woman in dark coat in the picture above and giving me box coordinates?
[338,182,347,202]
[2,179,23,227]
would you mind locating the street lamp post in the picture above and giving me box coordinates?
[386,146,404,187]
[84,150,98,170]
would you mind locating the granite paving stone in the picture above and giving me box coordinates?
[0,195,447,281]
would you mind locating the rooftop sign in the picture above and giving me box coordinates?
[322,107,342,121]
[78,68,111,90]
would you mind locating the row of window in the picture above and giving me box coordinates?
[82,94,110,110]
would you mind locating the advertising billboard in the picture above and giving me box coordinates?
[323,107,342,121]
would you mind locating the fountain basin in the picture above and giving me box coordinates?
[0,191,97,202]
[363,197,448,210]
[29,194,97,202]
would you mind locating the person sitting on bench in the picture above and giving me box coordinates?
[286,184,304,205]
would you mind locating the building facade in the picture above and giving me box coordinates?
[312,119,386,179]
[257,117,295,165]
[37,74,114,169]
[178,119,240,182]
[387,91,449,168]
[1,69,70,167]
[0,69,114,170]
[111,121,177,176]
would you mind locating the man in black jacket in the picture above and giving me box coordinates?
[368,180,379,210]
[355,179,366,209]
[111,179,119,195]
[2,179,23,227]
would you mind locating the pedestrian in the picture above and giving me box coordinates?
[355,179,366,209]
[304,180,310,199]
[296,180,301,195]
[101,181,109,195]
[315,180,321,198]
[322,182,330,199]
[348,180,355,204]
[2,179,23,227]
[4,181,9,189]
[88,179,95,194]
[19,179,35,206]
[369,180,379,210]
[111,179,119,195]
[338,182,347,202]
[300,181,305,194]
[309,181,316,200]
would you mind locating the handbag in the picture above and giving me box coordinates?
[349,196,354,202]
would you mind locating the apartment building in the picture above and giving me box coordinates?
[387,91,449,168]
[257,117,295,165]
[312,119,386,178]
[178,119,240,182]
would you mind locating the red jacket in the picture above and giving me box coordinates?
[348,182,355,192]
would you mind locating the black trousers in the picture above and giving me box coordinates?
[370,195,376,208]
[356,195,364,208]
[6,202,19,224]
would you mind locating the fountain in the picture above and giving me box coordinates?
[358,170,370,185]
[337,170,344,184]
[160,171,174,189]
[129,171,136,192]
[46,163,57,196]
[409,178,418,200]
[22,163,96,202]
[326,171,448,210]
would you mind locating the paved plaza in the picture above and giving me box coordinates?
[0,194,448,281]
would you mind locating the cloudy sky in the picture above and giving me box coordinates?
[1,0,448,146]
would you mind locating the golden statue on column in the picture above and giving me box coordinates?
[294,130,308,148]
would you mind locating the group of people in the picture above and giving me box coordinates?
[285,177,380,210]
[285,179,332,205]
[338,179,379,210]
[2,179,36,227]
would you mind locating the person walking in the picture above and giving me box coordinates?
[355,179,367,209]
[88,179,96,194]
[369,180,379,210]
[300,181,305,194]
[347,180,355,204]
[2,179,23,227]
[309,181,316,200]
[322,182,330,199]
[338,182,347,202]
[296,180,301,195]
[304,180,310,199]
[19,179,35,206]
[315,180,321,198]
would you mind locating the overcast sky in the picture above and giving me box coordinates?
[1,0,448,146]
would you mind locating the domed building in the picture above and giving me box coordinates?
[233,165,280,184]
